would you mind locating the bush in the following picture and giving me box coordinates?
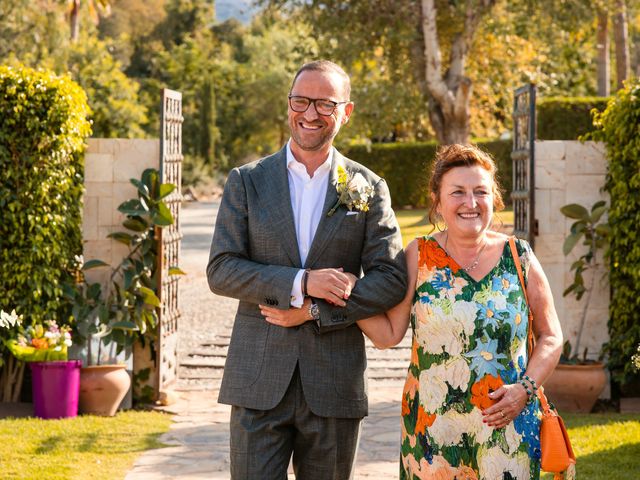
[537,96,609,140]
[0,65,91,324]
[591,79,640,385]
[342,139,512,208]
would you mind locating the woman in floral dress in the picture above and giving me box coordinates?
[357,144,564,480]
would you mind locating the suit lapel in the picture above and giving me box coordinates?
[248,147,302,267]
[304,150,347,268]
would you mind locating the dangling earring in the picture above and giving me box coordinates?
[435,213,446,232]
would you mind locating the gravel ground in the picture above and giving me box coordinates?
[176,201,238,389]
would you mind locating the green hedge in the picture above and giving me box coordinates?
[0,65,91,323]
[537,96,609,140]
[342,139,512,208]
[591,80,640,385]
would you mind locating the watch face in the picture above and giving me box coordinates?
[310,302,320,320]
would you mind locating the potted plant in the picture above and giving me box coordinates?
[544,200,611,413]
[65,168,182,415]
[1,310,81,419]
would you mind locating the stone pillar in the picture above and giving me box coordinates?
[81,138,160,407]
[534,140,610,397]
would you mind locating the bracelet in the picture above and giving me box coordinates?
[523,374,539,394]
[302,268,310,296]
[518,379,533,402]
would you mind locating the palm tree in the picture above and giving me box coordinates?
[67,0,111,42]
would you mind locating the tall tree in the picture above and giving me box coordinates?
[596,6,611,95]
[264,0,498,144]
[421,0,496,143]
[66,0,111,42]
[613,0,631,89]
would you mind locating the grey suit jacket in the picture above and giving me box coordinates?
[207,146,406,418]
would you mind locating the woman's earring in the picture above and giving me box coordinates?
[435,213,446,232]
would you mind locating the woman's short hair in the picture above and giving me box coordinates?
[428,144,505,225]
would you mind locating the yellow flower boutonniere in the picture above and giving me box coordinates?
[327,165,375,217]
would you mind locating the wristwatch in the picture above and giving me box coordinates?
[308,299,320,321]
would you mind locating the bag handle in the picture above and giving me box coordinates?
[508,236,535,357]
[508,237,556,416]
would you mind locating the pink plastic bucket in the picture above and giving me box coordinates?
[30,360,81,419]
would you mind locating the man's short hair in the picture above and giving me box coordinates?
[290,60,351,100]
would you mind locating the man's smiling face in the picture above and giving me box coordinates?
[287,70,353,153]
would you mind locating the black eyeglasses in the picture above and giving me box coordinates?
[288,95,349,116]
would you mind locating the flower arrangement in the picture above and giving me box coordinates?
[327,165,374,216]
[632,344,640,373]
[1,309,72,362]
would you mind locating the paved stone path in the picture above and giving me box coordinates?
[125,201,412,479]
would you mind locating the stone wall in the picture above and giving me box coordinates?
[534,140,609,363]
[81,139,159,369]
[83,138,160,286]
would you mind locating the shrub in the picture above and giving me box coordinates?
[537,96,609,140]
[342,139,512,208]
[0,65,91,324]
[591,79,640,385]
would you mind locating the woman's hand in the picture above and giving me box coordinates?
[481,383,529,428]
[260,297,312,327]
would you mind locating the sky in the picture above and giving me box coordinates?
[216,0,259,23]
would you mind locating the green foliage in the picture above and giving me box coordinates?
[65,168,182,364]
[591,78,640,384]
[537,97,610,140]
[0,64,91,327]
[560,200,611,363]
[65,35,148,138]
[342,139,512,208]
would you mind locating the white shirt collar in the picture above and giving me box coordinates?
[286,139,333,175]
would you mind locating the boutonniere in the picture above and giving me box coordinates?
[327,165,374,217]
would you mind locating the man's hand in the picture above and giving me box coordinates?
[260,297,313,328]
[306,268,354,307]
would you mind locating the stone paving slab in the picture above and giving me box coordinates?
[126,382,405,480]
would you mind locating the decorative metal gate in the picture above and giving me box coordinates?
[156,88,183,391]
[511,84,537,247]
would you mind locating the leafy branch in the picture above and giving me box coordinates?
[560,200,610,363]
[65,168,184,364]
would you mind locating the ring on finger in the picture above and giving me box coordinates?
[500,410,505,418]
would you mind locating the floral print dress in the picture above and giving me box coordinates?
[400,236,542,480]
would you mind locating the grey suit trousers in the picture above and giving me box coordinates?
[230,365,362,480]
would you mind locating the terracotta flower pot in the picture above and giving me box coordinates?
[79,364,131,416]
[543,363,607,413]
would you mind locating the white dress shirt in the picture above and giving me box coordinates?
[286,140,332,307]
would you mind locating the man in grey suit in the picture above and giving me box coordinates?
[207,60,406,479]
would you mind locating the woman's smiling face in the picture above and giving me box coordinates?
[435,165,494,237]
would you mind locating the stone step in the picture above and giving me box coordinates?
[181,358,227,368]
[188,349,228,357]
[368,370,407,380]
[178,369,406,382]
[179,370,224,380]
[181,357,408,370]
[199,340,231,348]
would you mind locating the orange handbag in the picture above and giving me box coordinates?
[508,237,576,478]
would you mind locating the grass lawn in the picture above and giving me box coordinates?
[542,412,640,479]
[395,208,515,247]
[0,410,172,480]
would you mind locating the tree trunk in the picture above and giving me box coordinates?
[596,8,610,96]
[70,0,80,43]
[613,0,630,90]
[420,0,494,145]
